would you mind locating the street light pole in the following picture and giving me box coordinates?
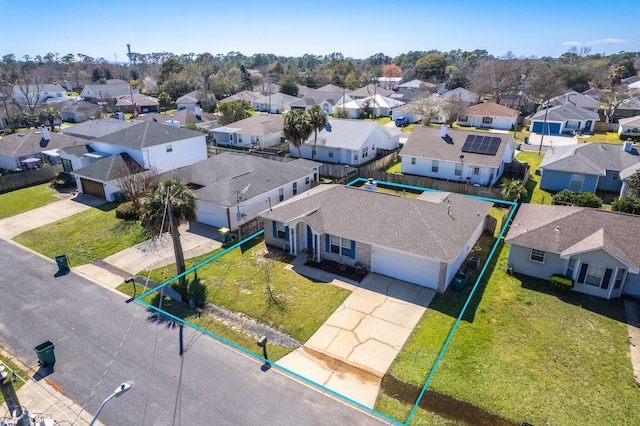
[89,381,135,426]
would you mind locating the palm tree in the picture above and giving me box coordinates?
[501,178,528,202]
[283,109,312,157]
[307,105,327,160]
[140,178,197,295]
[38,107,62,131]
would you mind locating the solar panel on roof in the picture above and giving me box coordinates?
[461,134,502,155]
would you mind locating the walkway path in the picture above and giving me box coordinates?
[279,256,435,407]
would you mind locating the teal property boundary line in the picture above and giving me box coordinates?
[134,178,517,425]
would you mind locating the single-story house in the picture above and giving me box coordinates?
[376,77,404,90]
[618,115,640,135]
[582,88,602,102]
[334,94,405,119]
[0,126,85,171]
[176,90,202,110]
[528,103,599,135]
[218,90,264,105]
[162,152,318,230]
[390,102,423,125]
[81,83,136,104]
[133,108,216,128]
[622,76,640,86]
[315,84,345,94]
[457,103,519,130]
[67,121,207,200]
[505,204,640,299]
[260,185,492,292]
[539,141,640,195]
[55,100,103,123]
[545,91,600,112]
[498,90,537,115]
[252,93,299,114]
[289,97,335,115]
[114,93,160,114]
[348,84,394,100]
[12,83,67,105]
[290,118,401,166]
[211,114,283,149]
[62,118,137,140]
[397,79,435,101]
[441,87,480,107]
[400,126,515,186]
[615,97,640,121]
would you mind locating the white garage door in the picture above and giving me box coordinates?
[371,246,440,289]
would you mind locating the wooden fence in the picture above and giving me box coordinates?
[0,165,63,193]
[237,217,264,240]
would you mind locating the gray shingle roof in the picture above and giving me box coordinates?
[260,185,492,263]
[84,83,133,99]
[539,142,640,175]
[62,118,137,139]
[133,109,216,125]
[528,103,599,122]
[619,115,640,127]
[72,152,145,182]
[218,90,263,103]
[505,204,640,272]
[217,114,283,136]
[93,121,204,148]
[161,152,316,207]
[400,126,513,168]
[546,91,599,110]
[300,118,401,150]
[0,128,86,157]
[349,84,394,98]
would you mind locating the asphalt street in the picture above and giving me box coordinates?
[0,239,388,425]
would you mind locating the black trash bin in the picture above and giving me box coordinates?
[55,255,69,272]
[469,257,480,270]
[34,341,56,367]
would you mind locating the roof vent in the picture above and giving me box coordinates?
[624,139,633,152]
[555,226,560,232]
[440,124,447,138]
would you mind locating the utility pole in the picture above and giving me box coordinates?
[537,99,550,157]
[1,365,26,426]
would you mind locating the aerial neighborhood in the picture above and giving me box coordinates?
[2,45,640,426]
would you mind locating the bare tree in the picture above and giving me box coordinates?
[603,85,636,123]
[409,93,447,125]
[470,59,523,103]
[115,164,159,210]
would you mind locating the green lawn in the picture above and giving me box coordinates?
[141,237,350,344]
[380,242,640,425]
[578,132,623,144]
[0,353,26,404]
[0,183,59,219]
[13,203,149,266]
[515,151,552,204]
[381,159,402,174]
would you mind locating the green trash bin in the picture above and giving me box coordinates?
[34,340,56,367]
[55,255,69,272]
[453,273,467,291]
[524,136,529,144]
[113,192,123,203]
[219,227,231,243]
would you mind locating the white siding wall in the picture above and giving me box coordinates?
[445,217,487,287]
[468,115,516,130]
[197,202,229,228]
[371,245,441,289]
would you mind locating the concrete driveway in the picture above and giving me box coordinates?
[280,257,434,408]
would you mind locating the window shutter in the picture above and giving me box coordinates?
[325,235,330,253]
[350,240,356,259]
[284,226,289,242]
[272,221,277,238]
[602,268,613,290]
[577,263,588,284]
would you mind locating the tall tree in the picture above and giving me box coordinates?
[157,92,172,111]
[409,93,447,125]
[414,53,447,82]
[382,64,403,78]
[140,179,197,296]
[279,75,298,96]
[217,100,252,125]
[283,109,313,156]
[307,105,327,160]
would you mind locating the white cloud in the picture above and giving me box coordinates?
[563,41,581,46]
[587,38,629,45]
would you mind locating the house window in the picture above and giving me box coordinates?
[354,153,358,161]
[278,187,284,202]
[612,172,620,181]
[614,269,626,289]
[432,160,439,172]
[61,158,73,173]
[166,144,173,153]
[489,171,494,182]
[482,117,492,125]
[569,173,584,190]
[455,163,463,176]
[565,120,580,130]
[372,144,375,151]
[458,115,468,122]
[228,134,233,142]
[328,149,334,158]
[473,167,480,175]
[330,235,352,257]
[567,258,577,279]
[292,182,298,195]
[276,222,286,239]
[584,264,605,287]
[411,157,416,165]
[305,176,310,185]
[362,147,368,158]
[529,249,546,263]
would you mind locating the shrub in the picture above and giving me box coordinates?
[552,189,576,205]
[115,201,140,220]
[611,196,640,214]
[50,171,75,188]
[573,191,602,208]
[619,132,640,142]
[549,274,574,293]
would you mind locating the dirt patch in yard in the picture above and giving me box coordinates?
[381,374,517,426]
[304,259,367,282]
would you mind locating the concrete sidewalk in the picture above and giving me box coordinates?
[280,256,434,407]
[624,297,640,384]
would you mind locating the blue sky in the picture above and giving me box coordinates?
[1,0,638,61]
